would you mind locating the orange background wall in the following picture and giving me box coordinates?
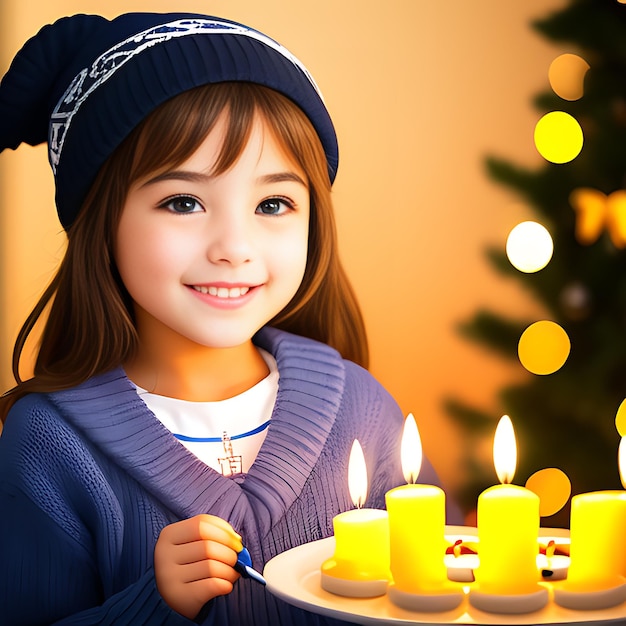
[0,0,564,498]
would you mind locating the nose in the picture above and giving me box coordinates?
[205,211,254,266]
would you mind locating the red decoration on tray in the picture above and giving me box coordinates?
[446,537,569,558]
[446,539,478,557]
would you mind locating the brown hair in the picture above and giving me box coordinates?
[1,83,368,420]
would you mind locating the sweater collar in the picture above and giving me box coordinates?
[47,327,345,534]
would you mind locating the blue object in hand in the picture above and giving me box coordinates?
[236,547,266,586]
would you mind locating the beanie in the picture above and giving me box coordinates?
[0,13,339,230]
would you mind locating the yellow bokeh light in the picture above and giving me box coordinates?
[534,111,583,164]
[506,221,554,273]
[549,53,590,101]
[518,320,571,375]
[526,468,572,517]
[615,399,626,436]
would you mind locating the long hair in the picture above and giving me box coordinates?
[1,82,368,421]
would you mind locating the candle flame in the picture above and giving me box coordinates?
[494,415,517,484]
[619,436,626,489]
[401,413,423,484]
[348,439,368,508]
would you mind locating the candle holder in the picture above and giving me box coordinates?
[387,582,464,612]
[320,569,389,598]
[468,586,549,614]
[553,579,626,611]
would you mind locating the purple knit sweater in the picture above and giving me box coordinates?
[0,327,454,625]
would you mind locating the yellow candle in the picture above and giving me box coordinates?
[566,491,626,591]
[321,440,390,587]
[386,483,447,591]
[553,438,626,610]
[321,508,390,582]
[475,483,541,594]
[474,416,542,595]
[385,414,448,592]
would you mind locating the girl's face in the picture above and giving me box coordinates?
[115,112,310,351]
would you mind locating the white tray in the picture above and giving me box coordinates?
[263,526,626,625]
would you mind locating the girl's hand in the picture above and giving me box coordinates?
[154,514,244,619]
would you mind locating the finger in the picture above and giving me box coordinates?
[161,515,242,550]
[197,515,242,545]
[170,539,239,567]
[179,558,241,585]
[185,576,236,602]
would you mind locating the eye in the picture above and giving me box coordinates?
[159,195,203,214]
[256,198,293,216]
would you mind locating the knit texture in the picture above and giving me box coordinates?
[0,328,453,624]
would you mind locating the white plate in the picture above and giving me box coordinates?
[263,526,626,625]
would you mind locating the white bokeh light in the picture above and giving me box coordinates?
[506,221,554,273]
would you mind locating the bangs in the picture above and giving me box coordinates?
[127,82,328,189]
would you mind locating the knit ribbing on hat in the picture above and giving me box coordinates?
[49,18,325,176]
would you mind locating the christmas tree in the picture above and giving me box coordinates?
[447,0,626,527]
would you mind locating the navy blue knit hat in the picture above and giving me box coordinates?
[0,13,339,230]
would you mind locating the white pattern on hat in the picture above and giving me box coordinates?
[49,18,323,175]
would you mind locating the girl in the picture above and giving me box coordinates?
[0,12,455,625]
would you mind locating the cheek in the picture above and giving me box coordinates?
[271,225,309,287]
[290,242,309,285]
[115,218,178,293]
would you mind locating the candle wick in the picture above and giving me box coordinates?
[406,471,419,485]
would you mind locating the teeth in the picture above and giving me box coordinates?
[193,285,250,298]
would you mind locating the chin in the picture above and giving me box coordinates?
[191,329,261,350]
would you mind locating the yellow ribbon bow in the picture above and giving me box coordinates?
[569,187,626,248]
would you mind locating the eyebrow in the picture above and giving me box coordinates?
[142,171,210,186]
[141,170,308,188]
[257,172,308,188]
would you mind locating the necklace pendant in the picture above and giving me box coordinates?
[219,430,243,476]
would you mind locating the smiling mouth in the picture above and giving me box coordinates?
[191,285,251,298]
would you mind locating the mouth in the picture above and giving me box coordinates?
[191,285,252,299]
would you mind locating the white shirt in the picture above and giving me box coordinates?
[135,349,278,475]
